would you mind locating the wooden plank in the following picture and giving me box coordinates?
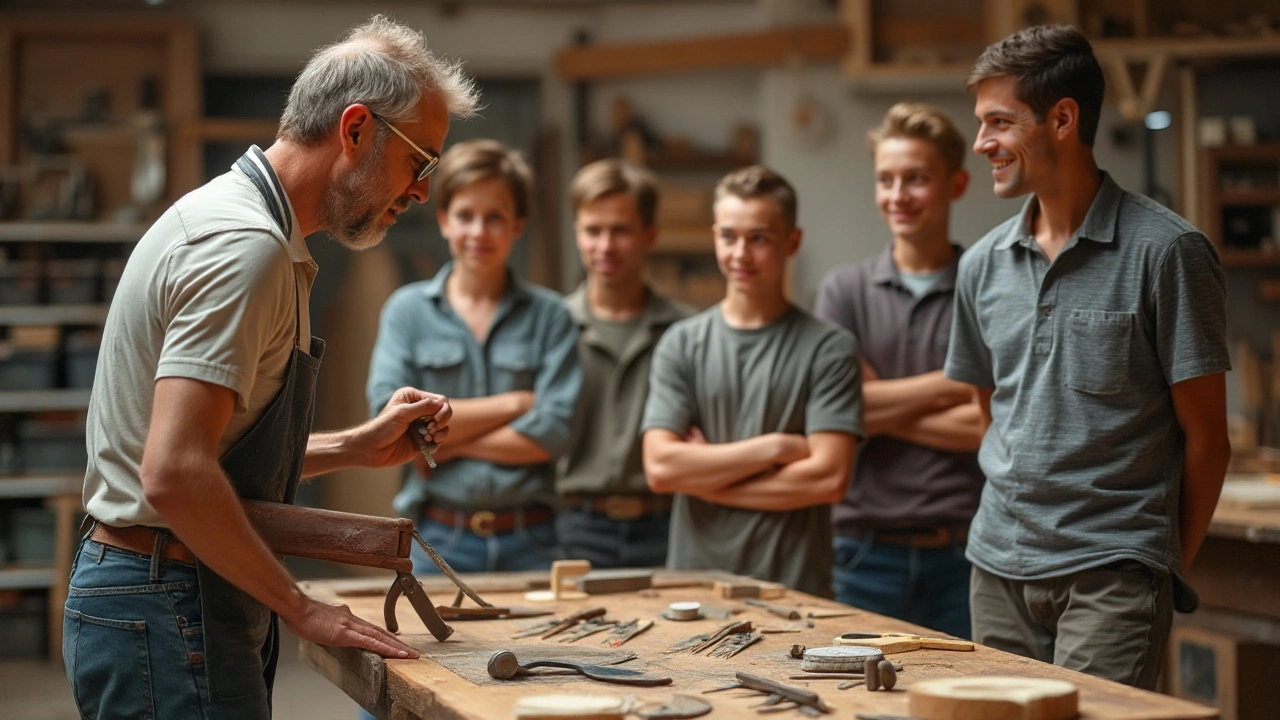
[177,118,279,143]
[46,492,80,661]
[0,221,147,242]
[300,572,1217,720]
[555,25,849,81]
[1209,505,1280,545]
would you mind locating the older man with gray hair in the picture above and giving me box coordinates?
[65,16,479,719]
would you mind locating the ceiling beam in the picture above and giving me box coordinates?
[555,24,850,81]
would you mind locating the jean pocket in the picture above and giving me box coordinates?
[1063,309,1134,395]
[64,607,154,720]
[833,536,870,571]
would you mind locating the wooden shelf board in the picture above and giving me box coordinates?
[0,389,92,412]
[1093,35,1280,61]
[556,24,848,80]
[654,226,714,255]
[1206,143,1280,162]
[645,152,755,172]
[0,222,145,243]
[0,304,109,326]
[1219,190,1280,206]
[0,474,82,499]
[1219,249,1280,268]
[0,566,55,590]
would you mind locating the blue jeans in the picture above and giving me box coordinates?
[412,513,559,574]
[555,508,670,568]
[832,533,972,640]
[63,537,272,720]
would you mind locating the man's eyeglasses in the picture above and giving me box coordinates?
[371,112,440,182]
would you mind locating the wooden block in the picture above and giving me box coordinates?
[833,634,922,654]
[714,580,787,599]
[527,559,591,602]
[919,637,975,652]
[1167,622,1280,720]
[577,569,653,595]
[908,676,1078,720]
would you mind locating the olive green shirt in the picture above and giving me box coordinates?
[556,285,690,496]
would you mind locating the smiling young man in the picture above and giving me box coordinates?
[641,165,862,597]
[367,139,582,574]
[556,159,690,567]
[67,16,477,719]
[814,103,984,638]
[945,25,1231,687]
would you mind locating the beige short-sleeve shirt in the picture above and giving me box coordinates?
[83,165,316,528]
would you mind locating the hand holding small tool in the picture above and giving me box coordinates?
[409,418,438,469]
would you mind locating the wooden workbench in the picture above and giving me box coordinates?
[298,570,1217,720]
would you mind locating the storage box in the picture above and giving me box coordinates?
[64,329,101,390]
[17,418,87,471]
[0,343,57,391]
[1167,622,1280,720]
[46,258,99,304]
[0,260,41,305]
[7,506,54,565]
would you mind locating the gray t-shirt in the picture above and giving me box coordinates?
[641,305,863,597]
[945,172,1230,580]
[84,161,316,528]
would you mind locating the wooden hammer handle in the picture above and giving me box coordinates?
[242,499,414,572]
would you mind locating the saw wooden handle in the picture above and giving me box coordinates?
[242,499,414,572]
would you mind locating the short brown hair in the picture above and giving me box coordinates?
[966,24,1105,146]
[867,102,967,175]
[714,165,798,230]
[569,159,659,227]
[433,139,533,218]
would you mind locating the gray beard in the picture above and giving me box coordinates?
[322,146,392,251]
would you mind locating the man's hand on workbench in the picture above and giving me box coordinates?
[359,388,453,468]
[285,597,421,659]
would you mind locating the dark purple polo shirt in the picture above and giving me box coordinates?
[814,243,984,531]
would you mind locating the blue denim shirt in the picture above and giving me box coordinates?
[367,263,582,515]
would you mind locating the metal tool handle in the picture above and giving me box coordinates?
[384,570,454,642]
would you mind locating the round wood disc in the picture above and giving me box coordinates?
[800,645,883,672]
[908,676,1078,720]
[513,694,625,719]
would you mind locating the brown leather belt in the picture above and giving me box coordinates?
[422,504,554,538]
[90,522,198,564]
[843,525,969,549]
[564,493,672,521]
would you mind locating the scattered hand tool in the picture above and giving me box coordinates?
[833,632,973,653]
[667,620,753,654]
[744,599,802,620]
[242,499,499,643]
[542,607,609,640]
[557,617,618,643]
[806,609,860,620]
[704,671,832,716]
[635,694,713,719]
[706,631,763,659]
[604,618,654,647]
[409,418,437,468]
[486,649,673,687]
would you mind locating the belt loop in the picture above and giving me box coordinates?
[150,531,168,582]
[96,541,106,564]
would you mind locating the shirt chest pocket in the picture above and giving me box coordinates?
[490,343,539,393]
[1063,309,1134,395]
[415,343,467,393]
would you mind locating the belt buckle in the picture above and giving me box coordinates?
[469,510,497,537]
[603,495,644,521]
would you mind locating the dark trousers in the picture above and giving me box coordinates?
[970,562,1173,689]
[555,507,670,568]
[832,533,972,639]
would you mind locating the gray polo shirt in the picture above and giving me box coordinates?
[815,244,984,530]
[944,172,1230,580]
[557,286,690,496]
[641,305,863,597]
[367,263,583,514]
